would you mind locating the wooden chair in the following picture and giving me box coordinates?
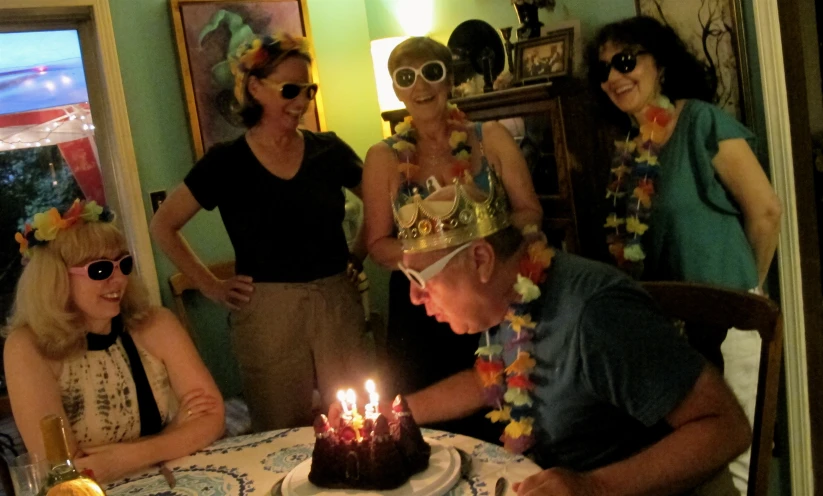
[168,261,235,338]
[642,281,783,496]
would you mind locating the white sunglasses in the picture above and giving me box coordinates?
[397,243,472,289]
[392,60,447,89]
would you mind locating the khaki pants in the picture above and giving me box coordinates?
[230,273,369,431]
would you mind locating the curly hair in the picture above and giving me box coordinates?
[585,16,716,128]
[234,33,313,128]
[4,220,151,359]
[388,37,453,80]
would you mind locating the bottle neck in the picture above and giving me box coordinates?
[40,415,76,472]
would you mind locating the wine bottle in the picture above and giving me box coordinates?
[39,414,106,496]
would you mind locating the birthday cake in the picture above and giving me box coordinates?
[308,395,431,490]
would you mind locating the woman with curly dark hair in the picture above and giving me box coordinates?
[587,16,781,495]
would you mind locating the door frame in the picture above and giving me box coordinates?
[752,0,817,493]
[0,0,161,305]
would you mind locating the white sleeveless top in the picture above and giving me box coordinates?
[58,336,177,448]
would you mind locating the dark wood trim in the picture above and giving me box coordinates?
[776,0,823,491]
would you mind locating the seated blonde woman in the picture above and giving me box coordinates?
[3,200,224,483]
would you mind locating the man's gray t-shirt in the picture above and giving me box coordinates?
[493,252,705,470]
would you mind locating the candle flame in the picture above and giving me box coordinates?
[337,390,346,402]
[346,389,356,404]
[365,379,376,394]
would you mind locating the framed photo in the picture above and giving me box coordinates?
[635,0,753,124]
[169,0,321,158]
[514,28,574,84]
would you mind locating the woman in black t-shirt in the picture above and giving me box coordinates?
[151,32,368,431]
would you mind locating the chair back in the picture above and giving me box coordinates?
[642,281,783,496]
[168,261,235,338]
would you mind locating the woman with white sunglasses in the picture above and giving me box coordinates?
[151,32,369,431]
[361,37,542,441]
[4,201,224,483]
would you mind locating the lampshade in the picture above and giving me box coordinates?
[370,36,408,113]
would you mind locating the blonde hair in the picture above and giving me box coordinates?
[4,221,151,359]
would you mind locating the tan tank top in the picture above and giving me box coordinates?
[58,336,177,448]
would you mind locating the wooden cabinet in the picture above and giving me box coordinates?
[382,81,610,260]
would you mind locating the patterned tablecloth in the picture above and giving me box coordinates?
[105,428,542,496]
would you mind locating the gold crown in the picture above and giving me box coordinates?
[393,167,511,253]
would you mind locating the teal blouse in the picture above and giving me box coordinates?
[644,99,759,291]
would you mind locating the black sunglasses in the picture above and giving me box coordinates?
[69,255,134,281]
[392,60,447,89]
[596,50,649,83]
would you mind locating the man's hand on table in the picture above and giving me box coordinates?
[514,467,604,496]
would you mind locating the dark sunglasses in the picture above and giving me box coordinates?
[392,60,447,89]
[596,50,649,83]
[264,81,318,100]
[69,254,133,281]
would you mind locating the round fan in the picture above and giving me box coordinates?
[448,20,505,86]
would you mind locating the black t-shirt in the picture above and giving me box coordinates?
[184,130,362,283]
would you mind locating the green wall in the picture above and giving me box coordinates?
[107,0,634,396]
[108,0,383,396]
[363,0,635,42]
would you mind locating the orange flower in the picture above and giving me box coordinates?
[14,232,28,254]
[528,241,554,267]
[505,351,536,375]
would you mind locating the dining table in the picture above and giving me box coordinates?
[104,427,543,495]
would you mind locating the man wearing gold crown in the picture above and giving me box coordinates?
[391,180,750,495]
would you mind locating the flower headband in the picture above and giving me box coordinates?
[14,199,113,259]
[230,31,310,106]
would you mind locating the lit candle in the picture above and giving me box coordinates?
[346,389,357,414]
[365,379,379,419]
[337,390,349,415]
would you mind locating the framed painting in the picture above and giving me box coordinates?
[170,0,322,158]
[514,27,574,85]
[635,0,753,124]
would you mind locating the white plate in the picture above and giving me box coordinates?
[281,439,460,496]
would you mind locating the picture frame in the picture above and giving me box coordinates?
[169,0,321,158]
[514,27,574,85]
[635,0,753,124]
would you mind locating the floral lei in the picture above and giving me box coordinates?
[475,237,555,454]
[604,95,674,275]
[391,103,473,187]
[14,199,112,259]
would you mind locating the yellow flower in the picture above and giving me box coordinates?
[395,116,413,135]
[80,201,104,222]
[614,140,636,153]
[448,131,468,149]
[626,217,649,235]
[623,244,646,261]
[32,208,65,241]
[392,140,416,152]
[486,406,512,423]
[513,274,540,303]
[635,151,659,165]
[454,149,471,161]
[604,214,625,229]
[505,311,536,332]
[611,164,631,178]
[505,351,536,375]
[504,417,534,438]
[504,387,533,407]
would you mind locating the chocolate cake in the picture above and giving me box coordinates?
[308,395,431,490]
